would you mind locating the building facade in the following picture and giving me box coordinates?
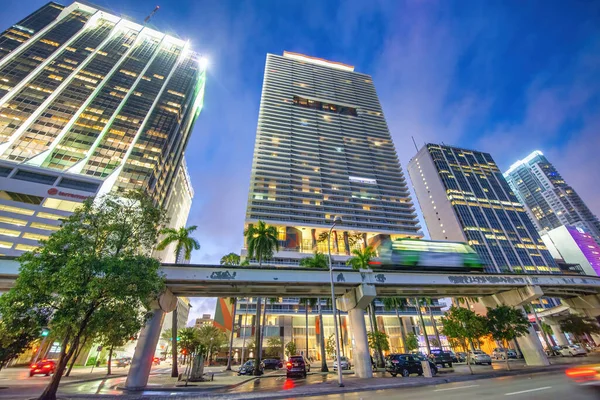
[504,151,600,243]
[0,2,205,255]
[541,225,600,277]
[407,144,559,275]
[195,313,214,329]
[243,52,421,265]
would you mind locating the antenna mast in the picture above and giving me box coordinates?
[144,5,160,24]
[411,136,419,152]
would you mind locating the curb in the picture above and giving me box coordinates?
[119,374,259,393]
[61,373,128,386]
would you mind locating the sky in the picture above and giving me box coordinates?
[3,0,600,324]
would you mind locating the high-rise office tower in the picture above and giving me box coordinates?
[0,2,205,256]
[407,144,559,274]
[243,52,421,264]
[504,151,600,243]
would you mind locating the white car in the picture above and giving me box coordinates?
[469,350,492,365]
[558,345,587,357]
[333,356,351,370]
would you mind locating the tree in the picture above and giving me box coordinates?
[285,341,297,358]
[244,221,279,376]
[405,333,419,352]
[265,337,283,358]
[0,191,166,400]
[382,297,408,352]
[157,225,200,261]
[441,306,489,374]
[161,329,173,356]
[325,334,336,358]
[300,252,329,372]
[422,298,442,349]
[345,246,376,270]
[540,322,556,346]
[559,315,600,342]
[220,253,241,266]
[414,298,431,354]
[368,331,390,353]
[179,327,200,363]
[299,298,317,358]
[197,325,227,364]
[486,305,530,371]
[225,297,238,370]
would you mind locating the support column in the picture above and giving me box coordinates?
[348,308,371,378]
[482,286,549,367]
[125,290,177,390]
[337,284,376,379]
[550,323,569,346]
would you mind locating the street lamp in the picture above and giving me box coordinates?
[328,215,344,387]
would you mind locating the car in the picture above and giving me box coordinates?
[558,345,587,357]
[430,349,453,368]
[385,353,437,377]
[492,348,517,360]
[333,356,351,371]
[238,359,264,375]
[286,356,308,378]
[30,359,56,377]
[456,352,467,362]
[112,358,131,368]
[565,364,600,387]
[469,350,492,365]
[262,358,283,370]
[545,345,562,356]
[449,351,459,363]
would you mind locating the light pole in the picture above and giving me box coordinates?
[328,215,344,387]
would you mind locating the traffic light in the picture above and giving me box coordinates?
[40,328,50,337]
[177,336,180,341]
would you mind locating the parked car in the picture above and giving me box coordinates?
[430,349,453,367]
[286,356,309,378]
[385,353,437,377]
[469,350,492,365]
[545,345,562,356]
[492,348,517,360]
[456,352,467,362]
[449,351,459,363]
[112,357,131,368]
[558,345,587,357]
[262,359,283,370]
[238,359,264,375]
[30,359,56,377]
[333,356,351,371]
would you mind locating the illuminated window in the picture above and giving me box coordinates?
[36,212,66,220]
[23,233,50,241]
[0,204,35,216]
[30,222,60,231]
[0,227,20,237]
[42,198,82,212]
[0,216,27,226]
[16,244,38,252]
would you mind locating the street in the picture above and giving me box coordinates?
[298,371,599,400]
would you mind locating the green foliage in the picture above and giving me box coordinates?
[220,253,241,266]
[346,232,365,248]
[244,221,279,265]
[367,330,390,352]
[157,225,200,261]
[240,259,250,266]
[540,322,553,336]
[0,191,166,398]
[559,315,600,337]
[316,232,329,243]
[178,325,227,358]
[96,305,146,353]
[486,305,530,344]
[441,306,488,373]
[299,252,328,269]
[346,246,376,270]
[246,338,256,352]
[265,337,283,357]
[382,297,408,312]
[285,341,297,357]
[325,334,336,357]
[404,333,419,352]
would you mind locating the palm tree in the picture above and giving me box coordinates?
[225,297,237,371]
[345,246,376,270]
[414,298,431,354]
[156,226,199,378]
[161,328,172,356]
[220,253,241,266]
[260,297,279,355]
[299,298,317,358]
[382,297,408,352]
[244,221,279,375]
[157,225,201,261]
[300,252,329,371]
[421,298,442,349]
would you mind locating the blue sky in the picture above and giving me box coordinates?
[3,0,600,322]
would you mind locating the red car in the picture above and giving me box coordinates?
[30,360,56,377]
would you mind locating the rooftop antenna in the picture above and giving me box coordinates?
[411,136,419,152]
[144,5,160,24]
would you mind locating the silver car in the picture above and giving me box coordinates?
[333,356,351,370]
[558,345,587,357]
[469,350,492,365]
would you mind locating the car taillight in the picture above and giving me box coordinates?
[369,261,382,265]
[286,362,292,368]
[43,364,51,369]
[30,364,36,369]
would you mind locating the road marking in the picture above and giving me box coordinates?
[434,384,480,391]
[505,386,552,396]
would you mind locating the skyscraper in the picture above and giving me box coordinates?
[244,52,421,264]
[504,151,600,243]
[407,144,559,274]
[0,2,205,256]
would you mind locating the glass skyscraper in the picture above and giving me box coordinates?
[0,2,204,256]
[504,150,600,244]
[407,144,559,274]
[244,52,421,265]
